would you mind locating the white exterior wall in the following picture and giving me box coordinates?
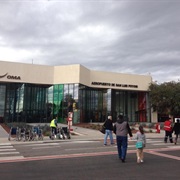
[0,61,54,84]
[89,70,152,91]
[54,64,81,84]
[0,60,156,122]
[0,61,152,91]
[53,64,152,91]
[151,110,158,123]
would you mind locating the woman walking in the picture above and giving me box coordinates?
[135,125,146,163]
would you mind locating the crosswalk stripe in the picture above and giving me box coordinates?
[0,149,16,152]
[0,146,14,149]
[0,156,24,161]
[153,143,168,146]
[0,143,24,160]
[168,145,180,148]
[23,143,60,146]
[0,138,178,162]
[147,140,162,143]
[0,152,20,155]
[0,143,12,146]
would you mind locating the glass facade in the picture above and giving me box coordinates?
[0,82,150,124]
[0,83,51,123]
[0,85,6,123]
[79,86,150,123]
[111,90,150,122]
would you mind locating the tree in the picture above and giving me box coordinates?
[149,81,180,116]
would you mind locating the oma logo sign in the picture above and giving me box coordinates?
[0,73,21,80]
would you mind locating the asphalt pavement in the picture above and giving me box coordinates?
[0,124,179,180]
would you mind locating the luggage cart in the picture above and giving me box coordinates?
[49,126,71,140]
[30,126,43,141]
[62,127,71,139]
[8,127,20,141]
[18,127,26,141]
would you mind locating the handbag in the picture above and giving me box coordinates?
[113,124,116,134]
[100,126,105,134]
[136,141,143,149]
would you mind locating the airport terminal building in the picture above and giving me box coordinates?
[0,61,154,124]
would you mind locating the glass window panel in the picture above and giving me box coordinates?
[74,84,79,100]
[69,84,74,99]
[0,85,6,117]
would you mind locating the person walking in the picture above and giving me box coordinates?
[113,115,132,163]
[50,116,58,138]
[172,119,180,145]
[135,125,146,163]
[103,115,114,146]
[164,117,173,143]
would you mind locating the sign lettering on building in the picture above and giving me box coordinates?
[91,82,138,88]
[0,73,21,80]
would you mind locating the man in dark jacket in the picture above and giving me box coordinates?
[103,116,114,145]
[172,119,180,145]
[113,115,132,163]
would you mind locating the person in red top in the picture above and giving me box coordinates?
[164,117,173,143]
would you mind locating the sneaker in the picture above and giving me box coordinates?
[140,160,144,163]
[104,144,107,146]
[121,159,125,163]
[137,157,140,163]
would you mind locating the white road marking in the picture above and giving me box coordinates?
[0,146,14,149]
[23,143,60,147]
[168,145,180,148]
[32,146,60,150]
[0,143,12,146]
[0,156,24,161]
[0,149,16,152]
[152,143,169,146]
[128,145,136,147]
[147,140,163,143]
[22,141,99,147]
[0,143,24,160]
[0,152,20,155]
[65,146,114,151]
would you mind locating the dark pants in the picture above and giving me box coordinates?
[116,136,128,160]
[164,131,173,143]
[174,134,179,144]
[51,127,57,135]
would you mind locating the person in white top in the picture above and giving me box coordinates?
[135,125,146,163]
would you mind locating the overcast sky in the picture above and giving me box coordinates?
[0,0,180,83]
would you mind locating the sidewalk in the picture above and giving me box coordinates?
[0,123,165,144]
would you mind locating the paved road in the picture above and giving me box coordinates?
[0,125,179,179]
[0,137,179,159]
[0,140,179,180]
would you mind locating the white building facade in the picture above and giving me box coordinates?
[0,61,154,124]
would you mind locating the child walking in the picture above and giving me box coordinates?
[135,125,146,163]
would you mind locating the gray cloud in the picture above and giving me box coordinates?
[0,0,180,83]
